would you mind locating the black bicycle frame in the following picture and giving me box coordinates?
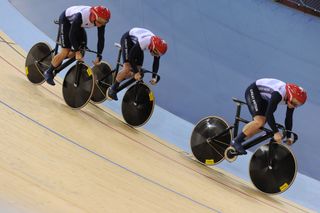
[97,44,143,93]
[113,46,123,82]
[37,20,62,63]
[35,20,76,73]
[116,70,159,93]
[97,43,161,95]
[233,99,276,150]
[209,98,276,151]
[98,44,123,85]
[95,43,136,93]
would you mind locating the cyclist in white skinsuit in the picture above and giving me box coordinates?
[44,5,111,86]
[107,27,168,101]
[230,78,307,155]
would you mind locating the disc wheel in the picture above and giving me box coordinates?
[25,42,53,84]
[121,83,155,127]
[249,143,297,194]
[190,116,232,165]
[91,61,113,103]
[62,63,95,109]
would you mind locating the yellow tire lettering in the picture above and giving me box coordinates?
[205,159,214,165]
[149,91,154,101]
[87,68,92,76]
[280,183,289,191]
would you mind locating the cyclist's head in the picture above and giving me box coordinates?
[285,83,307,107]
[91,6,111,26]
[148,36,167,56]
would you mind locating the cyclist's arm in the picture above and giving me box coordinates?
[97,25,105,60]
[266,92,282,133]
[152,56,160,79]
[285,107,294,137]
[128,43,142,73]
[69,13,83,52]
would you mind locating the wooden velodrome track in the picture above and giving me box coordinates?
[0,31,313,213]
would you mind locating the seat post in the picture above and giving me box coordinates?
[233,102,242,138]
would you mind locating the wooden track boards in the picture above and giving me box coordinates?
[0,31,313,213]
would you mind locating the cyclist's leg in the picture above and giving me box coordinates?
[44,11,71,85]
[66,29,86,59]
[52,11,72,67]
[115,62,134,82]
[107,63,132,100]
[65,26,86,60]
[108,32,133,100]
[243,82,267,137]
[67,51,75,59]
[51,48,70,67]
[133,65,142,80]
[44,47,70,85]
[116,32,133,83]
[231,83,266,154]
[243,115,266,138]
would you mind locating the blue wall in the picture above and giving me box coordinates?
[9,0,320,180]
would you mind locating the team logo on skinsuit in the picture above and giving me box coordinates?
[250,88,258,112]
[60,25,65,46]
[124,39,129,60]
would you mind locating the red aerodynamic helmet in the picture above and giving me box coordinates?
[286,83,307,105]
[148,36,168,56]
[92,6,111,21]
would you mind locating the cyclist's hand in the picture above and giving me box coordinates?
[149,78,157,85]
[92,57,101,65]
[134,72,142,80]
[285,138,294,146]
[75,51,83,61]
[273,132,282,143]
